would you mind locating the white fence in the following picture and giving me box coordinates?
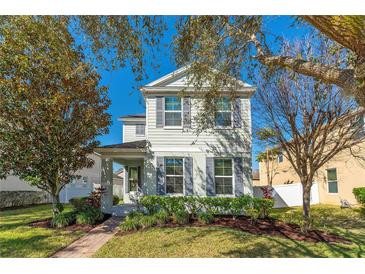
[253,182,319,208]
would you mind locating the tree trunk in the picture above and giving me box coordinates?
[301,181,312,233]
[51,192,62,217]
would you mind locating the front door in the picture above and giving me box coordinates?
[128,166,138,192]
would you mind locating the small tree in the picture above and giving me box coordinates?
[257,67,365,232]
[0,17,111,216]
[256,127,280,187]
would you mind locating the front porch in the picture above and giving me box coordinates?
[95,140,148,214]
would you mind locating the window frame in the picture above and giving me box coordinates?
[165,157,184,195]
[214,158,234,196]
[164,96,183,128]
[214,97,233,129]
[326,168,339,194]
[135,124,145,136]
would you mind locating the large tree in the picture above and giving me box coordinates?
[173,16,365,107]
[0,16,111,216]
[255,37,365,232]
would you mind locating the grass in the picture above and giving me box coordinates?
[93,205,365,258]
[0,204,86,258]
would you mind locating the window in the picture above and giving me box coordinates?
[277,152,283,163]
[215,97,232,127]
[135,124,145,136]
[165,96,182,126]
[165,158,184,194]
[327,168,338,193]
[214,158,233,195]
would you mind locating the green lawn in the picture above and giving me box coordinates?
[94,205,365,258]
[0,204,85,258]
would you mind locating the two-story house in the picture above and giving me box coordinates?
[96,67,256,213]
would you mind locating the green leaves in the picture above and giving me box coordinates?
[0,16,111,202]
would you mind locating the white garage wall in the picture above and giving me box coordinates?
[253,182,319,208]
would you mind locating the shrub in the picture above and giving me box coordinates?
[353,187,365,206]
[173,210,190,225]
[154,210,170,225]
[140,195,161,214]
[69,196,89,211]
[126,211,144,221]
[139,215,158,229]
[252,197,274,218]
[113,195,120,206]
[52,211,76,228]
[246,208,260,224]
[76,207,104,225]
[197,212,214,224]
[120,218,141,232]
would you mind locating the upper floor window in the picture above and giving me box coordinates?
[277,152,283,163]
[165,158,184,194]
[215,97,232,127]
[165,96,182,127]
[135,124,145,136]
[214,158,233,195]
[327,168,338,193]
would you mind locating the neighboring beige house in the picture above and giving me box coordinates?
[256,143,365,205]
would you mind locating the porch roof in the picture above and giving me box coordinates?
[95,140,147,159]
[99,140,147,149]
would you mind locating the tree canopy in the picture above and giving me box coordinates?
[0,16,111,214]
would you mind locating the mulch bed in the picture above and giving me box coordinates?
[28,214,111,233]
[161,216,352,245]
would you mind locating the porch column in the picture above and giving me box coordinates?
[101,158,113,214]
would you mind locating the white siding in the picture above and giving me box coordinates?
[146,96,251,155]
[123,122,146,143]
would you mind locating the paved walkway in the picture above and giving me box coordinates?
[51,216,123,258]
[112,203,138,217]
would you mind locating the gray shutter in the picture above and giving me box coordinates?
[184,157,193,195]
[156,157,165,195]
[233,97,242,128]
[183,97,191,128]
[206,157,215,196]
[234,157,244,196]
[156,96,164,128]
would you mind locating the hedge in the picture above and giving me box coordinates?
[140,195,274,218]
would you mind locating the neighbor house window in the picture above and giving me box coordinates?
[214,158,233,195]
[165,158,184,194]
[327,168,338,193]
[135,124,145,136]
[215,97,232,127]
[165,96,182,126]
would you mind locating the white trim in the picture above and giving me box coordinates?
[326,168,339,194]
[164,157,185,195]
[214,158,234,196]
[164,96,183,128]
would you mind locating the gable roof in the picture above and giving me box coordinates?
[140,66,255,96]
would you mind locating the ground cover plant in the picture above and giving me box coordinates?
[94,205,365,258]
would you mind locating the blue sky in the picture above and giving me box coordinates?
[94,16,310,170]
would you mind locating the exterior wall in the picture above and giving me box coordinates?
[146,96,251,154]
[123,121,146,143]
[0,176,39,191]
[257,144,365,205]
[141,94,253,198]
[143,152,253,197]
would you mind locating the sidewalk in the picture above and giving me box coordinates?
[51,216,122,258]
